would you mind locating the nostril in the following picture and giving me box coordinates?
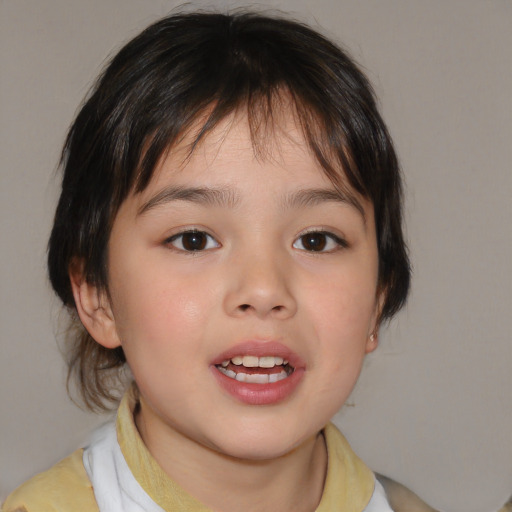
[237,304,285,313]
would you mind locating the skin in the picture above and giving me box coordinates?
[71,112,381,512]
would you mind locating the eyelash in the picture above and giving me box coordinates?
[165,229,347,254]
[165,230,220,252]
[292,230,348,253]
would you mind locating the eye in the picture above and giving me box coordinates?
[166,230,220,252]
[293,231,347,252]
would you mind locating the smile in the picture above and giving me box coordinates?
[215,355,294,384]
[211,341,305,405]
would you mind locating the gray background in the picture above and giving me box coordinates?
[1,1,511,511]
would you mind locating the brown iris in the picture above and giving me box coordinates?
[181,231,208,251]
[300,233,328,251]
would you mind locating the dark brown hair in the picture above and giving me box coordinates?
[48,10,410,410]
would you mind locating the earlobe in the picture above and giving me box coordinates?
[68,263,121,349]
[365,332,379,353]
[365,291,384,353]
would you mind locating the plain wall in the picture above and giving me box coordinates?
[1,1,510,511]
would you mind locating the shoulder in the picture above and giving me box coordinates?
[375,473,439,512]
[2,449,98,512]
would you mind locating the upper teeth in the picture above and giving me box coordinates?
[221,356,287,368]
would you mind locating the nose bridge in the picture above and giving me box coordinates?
[224,237,297,319]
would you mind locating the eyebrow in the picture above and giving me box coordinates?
[281,188,366,221]
[138,186,239,215]
[138,185,365,221]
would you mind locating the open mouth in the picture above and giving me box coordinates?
[215,355,295,384]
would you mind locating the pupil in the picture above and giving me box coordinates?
[182,232,206,251]
[303,233,326,251]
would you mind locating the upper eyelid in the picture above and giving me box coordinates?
[292,230,349,252]
[164,229,221,250]
[164,227,216,241]
[295,228,348,243]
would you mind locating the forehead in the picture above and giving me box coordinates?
[129,111,370,223]
[144,110,351,195]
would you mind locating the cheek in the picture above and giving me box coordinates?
[108,262,216,357]
[308,282,374,406]
[301,263,378,402]
[110,276,217,407]
[306,267,378,341]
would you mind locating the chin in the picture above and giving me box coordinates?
[206,420,317,462]
[215,439,300,462]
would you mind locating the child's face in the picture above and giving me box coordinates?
[96,112,380,461]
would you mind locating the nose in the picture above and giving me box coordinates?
[223,247,298,320]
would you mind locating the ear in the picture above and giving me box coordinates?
[365,289,385,354]
[68,261,121,349]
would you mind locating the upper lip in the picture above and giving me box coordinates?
[211,340,305,369]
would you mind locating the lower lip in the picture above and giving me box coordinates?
[210,366,305,405]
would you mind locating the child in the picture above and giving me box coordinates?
[3,10,436,512]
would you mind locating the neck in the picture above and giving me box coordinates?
[135,402,327,512]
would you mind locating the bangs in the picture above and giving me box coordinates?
[134,88,364,202]
[93,12,378,203]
